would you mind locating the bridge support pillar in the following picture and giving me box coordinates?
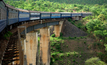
[80,16,82,20]
[26,32,38,65]
[40,27,50,65]
[54,21,64,37]
[76,16,79,20]
[10,25,12,30]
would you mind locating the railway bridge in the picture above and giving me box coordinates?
[1,17,89,65]
[0,0,92,65]
[16,18,84,65]
[17,18,64,65]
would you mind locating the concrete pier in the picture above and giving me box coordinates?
[40,27,50,65]
[54,21,64,37]
[26,32,38,65]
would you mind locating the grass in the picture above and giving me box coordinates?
[50,34,107,65]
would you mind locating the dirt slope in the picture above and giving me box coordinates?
[61,20,87,37]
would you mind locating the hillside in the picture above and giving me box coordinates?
[4,0,107,5]
[47,0,107,5]
[3,0,107,14]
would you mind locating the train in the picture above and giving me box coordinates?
[0,0,92,33]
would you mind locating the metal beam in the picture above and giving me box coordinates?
[21,21,59,35]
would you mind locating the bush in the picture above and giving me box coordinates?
[60,33,63,37]
[93,42,101,48]
[51,34,55,37]
[68,18,72,22]
[104,44,107,51]
[86,19,105,33]
[94,30,103,38]
[97,52,104,60]
[105,37,107,43]
[3,31,13,39]
[85,57,106,65]
[97,14,105,21]
[83,7,89,11]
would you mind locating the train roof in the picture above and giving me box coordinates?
[81,12,92,14]
[29,11,40,13]
[6,4,18,10]
[72,12,81,14]
[40,12,50,13]
[16,8,29,12]
[60,12,72,13]
[50,12,60,13]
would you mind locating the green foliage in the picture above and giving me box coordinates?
[3,31,13,39]
[72,59,76,62]
[79,55,82,58]
[93,42,102,49]
[85,57,106,65]
[105,37,107,42]
[97,52,105,60]
[94,30,107,38]
[51,52,60,56]
[97,14,105,21]
[86,19,105,33]
[104,44,107,51]
[91,8,98,16]
[59,53,64,57]
[83,7,89,11]
[84,41,86,44]
[68,18,72,22]
[60,33,63,37]
[94,30,103,38]
[51,34,55,37]
[46,0,107,5]
[55,43,61,50]
[83,16,92,21]
[51,42,56,46]
[68,37,76,40]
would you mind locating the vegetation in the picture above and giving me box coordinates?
[3,0,107,64]
[4,0,107,5]
[50,35,107,65]
[3,31,13,39]
[2,0,105,13]
[67,2,107,63]
[85,57,106,65]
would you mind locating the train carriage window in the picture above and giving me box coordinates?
[0,8,1,20]
[2,10,4,20]
[1,9,3,20]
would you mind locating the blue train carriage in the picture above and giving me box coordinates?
[50,12,61,18]
[6,4,18,25]
[81,12,92,18]
[71,13,82,20]
[60,12,72,18]
[40,12,50,19]
[18,8,30,22]
[0,0,7,32]
[29,11,40,20]
[72,12,81,17]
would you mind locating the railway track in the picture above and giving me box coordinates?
[2,33,19,65]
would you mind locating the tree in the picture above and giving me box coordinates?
[97,14,105,21]
[86,19,104,33]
